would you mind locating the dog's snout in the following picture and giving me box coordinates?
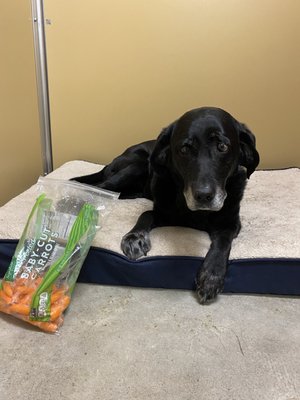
[194,187,215,203]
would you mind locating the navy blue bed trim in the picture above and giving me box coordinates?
[1,240,299,295]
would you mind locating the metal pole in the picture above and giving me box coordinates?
[31,0,53,175]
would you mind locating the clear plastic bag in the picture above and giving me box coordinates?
[0,177,118,333]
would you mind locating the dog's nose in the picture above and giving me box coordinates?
[194,187,214,203]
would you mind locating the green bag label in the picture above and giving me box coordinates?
[30,291,51,321]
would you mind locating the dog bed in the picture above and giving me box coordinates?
[0,161,299,295]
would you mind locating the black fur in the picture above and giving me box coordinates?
[73,107,259,303]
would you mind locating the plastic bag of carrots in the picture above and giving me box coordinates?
[0,177,118,333]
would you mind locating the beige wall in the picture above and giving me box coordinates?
[0,0,42,206]
[45,0,300,169]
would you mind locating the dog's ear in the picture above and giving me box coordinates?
[150,123,175,175]
[237,122,260,178]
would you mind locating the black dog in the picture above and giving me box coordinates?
[73,107,259,303]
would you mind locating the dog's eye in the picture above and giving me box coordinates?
[180,145,190,155]
[217,143,228,153]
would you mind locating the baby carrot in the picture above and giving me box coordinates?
[50,304,63,321]
[50,295,70,321]
[13,285,35,296]
[58,294,71,309]
[2,281,13,297]
[9,303,30,316]
[14,278,27,286]
[0,303,11,313]
[51,288,66,304]
[28,319,59,333]
[18,293,33,305]
[0,290,11,304]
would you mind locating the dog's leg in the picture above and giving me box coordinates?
[196,231,235,304]
[121,210,155,260]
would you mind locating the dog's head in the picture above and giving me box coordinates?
[150,107,259,212]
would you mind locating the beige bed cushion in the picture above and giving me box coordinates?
[0,160,299,260]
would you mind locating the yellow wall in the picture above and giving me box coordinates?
[1,0,299,207]
[0,0,42,206]
[1,2,297,206]
[44,0,299,169]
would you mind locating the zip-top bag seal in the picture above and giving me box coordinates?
[0,177,118,333]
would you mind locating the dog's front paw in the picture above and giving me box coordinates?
[121,231,151,260]
[196,269,225,305]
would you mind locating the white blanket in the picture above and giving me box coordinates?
[1,161,299,260]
